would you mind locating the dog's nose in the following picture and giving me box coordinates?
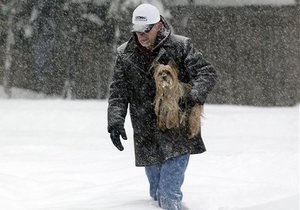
[161,73,167,80]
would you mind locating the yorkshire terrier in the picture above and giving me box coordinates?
[153,60,203,139]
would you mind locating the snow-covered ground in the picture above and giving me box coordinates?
[0,98,298,210]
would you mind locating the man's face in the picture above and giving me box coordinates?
[135,22,162,50]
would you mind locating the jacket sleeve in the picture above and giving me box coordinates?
[107,51,129,133]
[183,38,217,104]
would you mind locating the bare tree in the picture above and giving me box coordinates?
[2,0,18,98]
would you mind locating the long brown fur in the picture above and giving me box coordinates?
[153,60,203,139]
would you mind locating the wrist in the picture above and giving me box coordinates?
[189,89,205,105]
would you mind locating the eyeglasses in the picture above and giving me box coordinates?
[143,24,155,33]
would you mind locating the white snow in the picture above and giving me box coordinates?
[0,98,298,210]
[0,86,59,99]
[81,14,104,27]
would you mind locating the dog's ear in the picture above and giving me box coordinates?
[153,60,160,69]
[168,59,178,70]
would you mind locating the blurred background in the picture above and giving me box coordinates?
[0,0,299,106]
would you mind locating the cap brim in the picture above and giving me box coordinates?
[131,24,150,33]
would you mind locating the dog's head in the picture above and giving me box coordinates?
[153,60,178,89]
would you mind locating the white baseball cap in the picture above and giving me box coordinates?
[132,4,161,32]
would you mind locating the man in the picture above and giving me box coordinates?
[107,3,217,210]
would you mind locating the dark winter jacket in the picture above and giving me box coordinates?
[108,18,217,166]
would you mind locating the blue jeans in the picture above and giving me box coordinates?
[145,154,190,210]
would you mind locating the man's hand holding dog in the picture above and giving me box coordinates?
[179,94,197,111]
[110,125,127,151]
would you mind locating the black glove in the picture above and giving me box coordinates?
[110,126,127,151]
[179,94,196,111]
